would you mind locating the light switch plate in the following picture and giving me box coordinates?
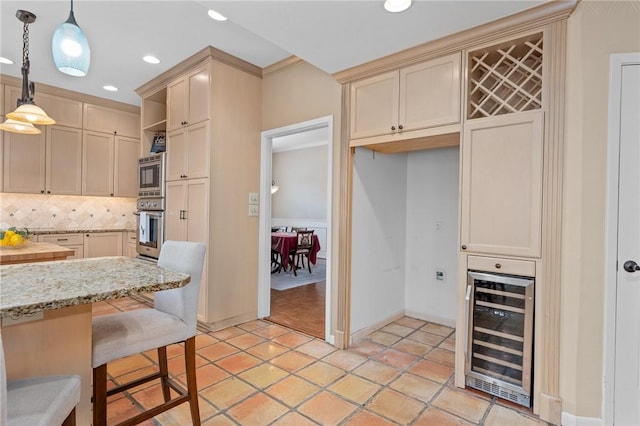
[248,192,259,204]
[248,205,259,216]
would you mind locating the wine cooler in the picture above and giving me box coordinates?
[465,270,534,407]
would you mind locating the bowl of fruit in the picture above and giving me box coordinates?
[0,227,31,248]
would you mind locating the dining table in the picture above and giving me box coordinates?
[271,231,321,272]
[0,256,191,425]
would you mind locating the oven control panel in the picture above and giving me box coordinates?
[137,197,164,211]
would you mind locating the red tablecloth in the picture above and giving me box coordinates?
[271,232,321,270]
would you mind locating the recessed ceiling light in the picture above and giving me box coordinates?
[143,55,160,64]
[208,9,227,21]
[384,0,412,13]
[0,57,14,65]
[103,85,118,92]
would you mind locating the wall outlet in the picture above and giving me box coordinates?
[248,192,259,204]
[248,205,259,216]
[436,270,446,281]
[435,221,444,232]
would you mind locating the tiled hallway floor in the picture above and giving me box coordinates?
[93,297,547,425]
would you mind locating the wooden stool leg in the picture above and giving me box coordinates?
[92,364,108,426]
[158,346,171,402]
[185,337,201,426]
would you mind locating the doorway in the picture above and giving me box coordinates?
[258,116,334,343]
[604,53,640,425]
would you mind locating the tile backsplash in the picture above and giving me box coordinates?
[0,193,137,231]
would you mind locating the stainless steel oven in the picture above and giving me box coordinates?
[138,152,166,198]
[135,197,165,260]
[465,270,534,407]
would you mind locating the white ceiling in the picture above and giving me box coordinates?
[0,0,545,107]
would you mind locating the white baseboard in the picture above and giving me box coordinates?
[350,310,405,345]
[404,310,456,328]
[561,412,603,426]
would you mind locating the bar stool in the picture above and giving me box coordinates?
[92,240,206,426]
[1,332,81,426]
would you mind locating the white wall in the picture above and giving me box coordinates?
[351,147,408,335]
[272,144,328,220]
[350,146,460,337]
[404,147,459,326]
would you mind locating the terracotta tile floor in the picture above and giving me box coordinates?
[94,297,548,425]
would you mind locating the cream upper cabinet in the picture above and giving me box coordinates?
[82,130,115,196]
[3,125,82,195]
[83,103,140,138]
[3,128,46,193]
[46,126,83,195]
[166,120,209,181]
[167,66,210,132]
[350,52,461,140]
[460,110,544,258]
[82,130,139,197]
[84,232,123,258]
[114,135,139,198]
[4,86,83,129]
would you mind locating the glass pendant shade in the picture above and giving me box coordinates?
[0,118,41,135]
[7,103,55,125]
[52,11,90,77]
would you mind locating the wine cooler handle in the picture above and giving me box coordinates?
[464,284,472,360]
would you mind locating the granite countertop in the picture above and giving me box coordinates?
[30,228,136,235]
[0,257,190,319]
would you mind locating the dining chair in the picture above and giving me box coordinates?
[91,240,206,426]
[289,229,315,276]
[1,332,81,426]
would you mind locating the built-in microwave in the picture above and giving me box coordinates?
[138,152,166,198]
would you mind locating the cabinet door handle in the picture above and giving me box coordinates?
[495,263,502,269]
[391,125,396,131]
[57,238,69,242]
[398,124,404,130]
[41,190,45,194]
[461,245,467,250]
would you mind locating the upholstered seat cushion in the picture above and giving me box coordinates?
[7,374,81,426]
[92,308,189,367]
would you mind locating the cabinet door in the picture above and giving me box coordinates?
[186,120,209,180]
[84,232,123,257]
[185,178,208,242]
[349,71,399,139]
[3,129,46,193]
[166,127,187,181]
[399,52,461,131]
[166,121,209,181]
[83,103,140,138]
[82,131,114,196]
[167,77,187,132]
[460,111,543,258]
[114,135,139,198]
[187,67,210,127]
[165,180,188,241]
[47,126,82,195]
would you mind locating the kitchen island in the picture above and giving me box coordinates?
[0,256,191,425]
[0,241,74,265]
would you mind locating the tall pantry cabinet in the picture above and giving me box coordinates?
[136,47,262,327]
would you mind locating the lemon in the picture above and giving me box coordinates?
[10,234,23,246]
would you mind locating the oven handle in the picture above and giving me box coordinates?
[134,211,163,217]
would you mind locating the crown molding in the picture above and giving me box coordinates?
[333,0,578,83]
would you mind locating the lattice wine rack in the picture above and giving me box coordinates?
[467,33,543,119]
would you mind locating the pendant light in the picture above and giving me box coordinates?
[52,0,90,77]
[271,180,280,194]
[0,10,55,135]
